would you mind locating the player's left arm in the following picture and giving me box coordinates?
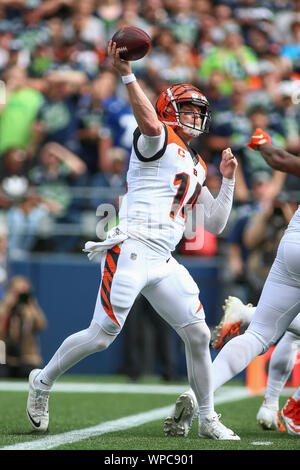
[198,148,237,235]
[219,147,238,180]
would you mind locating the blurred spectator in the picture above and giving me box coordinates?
[235,1,275,31]
[0,146,49,258]
[192,0,212,17]
[225,171,275,302]
[142,0,168,35]
[117,0,151,33]
[274,0,300,44]
[195,13,222,55]
[16,1,51,54]
[0,26,13,71]
[95,0,122,40]
[28,141,87,252]
[205,80,251,201]
[234,104,286,195]
[90,146,127,211]
[76,82,105,176]
[246,25,274,60]
[29,141,86,214]
[0,149,50,259]
[242,180,297,303]
[6,186,54,258]
[0,66,43,156]
[100,73,137,165]
[146,28,177,79]
[0,147,30,211]
[246,59,281,110]
[280,19,300,68]
[273,81,300,155]
[63,0,106,48]
[162,0,200,46]
[76,72,121,176]
[201,70,231,112]
[28,41,55,78]
[198,23,259,95]
[48,16,65,56]
[0,275,47,378]
[214,2,234,29]
[33,69,87,155]
[156,41,197,83]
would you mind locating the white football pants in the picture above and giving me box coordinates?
[39,238,215,419]
[213,235,300,391]
[93,238,204,334]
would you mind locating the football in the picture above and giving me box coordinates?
[111,27,151,61]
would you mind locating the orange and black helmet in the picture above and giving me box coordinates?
[155,83,211,136]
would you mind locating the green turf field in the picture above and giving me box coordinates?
[0,375,299,453]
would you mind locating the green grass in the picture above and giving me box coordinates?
[0,375,299,452]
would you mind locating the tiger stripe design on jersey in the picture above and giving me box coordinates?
[101,245,121,326]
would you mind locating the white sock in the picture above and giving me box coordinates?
[264,331,300,409]
[212,331,264,392]
[263,380,282,410]
[34,320,117,390]
[178,321,214,422]
[245,306,256,323]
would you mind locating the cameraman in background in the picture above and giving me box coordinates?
[0,276,47,378]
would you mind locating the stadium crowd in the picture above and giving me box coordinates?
[0,0,300,306]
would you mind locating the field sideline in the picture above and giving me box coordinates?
[0,376,298,453]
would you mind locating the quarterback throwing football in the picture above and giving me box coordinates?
[26,41,239,439]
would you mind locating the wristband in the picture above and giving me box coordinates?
[121,73,136,85]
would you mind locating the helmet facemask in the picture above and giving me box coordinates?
[159,85,211,138]
[176,102,211,138]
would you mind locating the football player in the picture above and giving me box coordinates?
[212,296,300,432]
[26,41,239,439]
[165,129,300,437]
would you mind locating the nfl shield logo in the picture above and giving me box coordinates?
[130,253,137,260]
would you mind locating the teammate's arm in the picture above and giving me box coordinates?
[247,128,300,177]
[258,144,300,178]
[107,41,162,137]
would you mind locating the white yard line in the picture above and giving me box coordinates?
[0,380,295,395]
[0,385,251,451]
[2,405,174,451]
[0,381,189,394]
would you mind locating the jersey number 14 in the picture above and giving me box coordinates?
[170,172,202,220]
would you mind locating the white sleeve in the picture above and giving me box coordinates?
[136,128,165,158]
[198,177,235,234]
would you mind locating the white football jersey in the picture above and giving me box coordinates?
[118,124,207,256]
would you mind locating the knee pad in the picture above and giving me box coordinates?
[88,321,117,352]
[179,321,211,350]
